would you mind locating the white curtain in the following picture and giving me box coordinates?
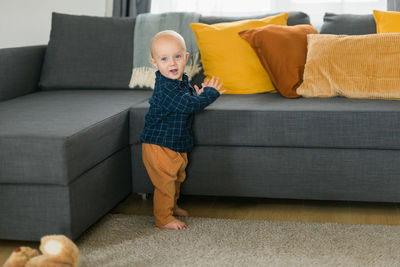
[151,0,387,27]
[151,0,271,16]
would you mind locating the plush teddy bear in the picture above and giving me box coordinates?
[3,235,79,267]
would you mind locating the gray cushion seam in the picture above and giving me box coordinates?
[191,144,400,151]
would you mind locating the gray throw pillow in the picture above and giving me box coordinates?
[320,13,376,35]
[40,13,135,90]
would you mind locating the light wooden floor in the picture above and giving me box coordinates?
[1,194,400,264]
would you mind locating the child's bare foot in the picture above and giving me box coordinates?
[159,218,187,230]
[173,207,189,217]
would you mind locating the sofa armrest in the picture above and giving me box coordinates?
[0,45,46,102]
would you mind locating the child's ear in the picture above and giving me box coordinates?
[150,58,158,69]
[185,52,189,63]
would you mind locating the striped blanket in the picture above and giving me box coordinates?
[129,12,201,89]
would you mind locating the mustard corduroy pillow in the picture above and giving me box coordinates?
[373,10,400,33]
[297,33,400,100]
[190,13,288,94]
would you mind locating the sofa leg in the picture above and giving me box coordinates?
[139,193,149,200]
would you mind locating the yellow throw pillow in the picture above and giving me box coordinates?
[373,10,400,33]
[297,33,400,100]
[190,13,288,94]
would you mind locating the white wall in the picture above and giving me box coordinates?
[0,0,114,49]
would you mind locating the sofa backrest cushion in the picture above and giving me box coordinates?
[39,13,135,90]
[199,11,310,26]
[320,13,376,35]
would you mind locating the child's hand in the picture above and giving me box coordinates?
[194,76,226,95]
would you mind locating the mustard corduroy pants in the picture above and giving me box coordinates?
[142,143,188,226]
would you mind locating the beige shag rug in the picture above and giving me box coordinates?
[76,214,400,266]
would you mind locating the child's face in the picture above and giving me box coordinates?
[150,36,189,81]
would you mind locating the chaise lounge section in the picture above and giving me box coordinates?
[0,45,152,241]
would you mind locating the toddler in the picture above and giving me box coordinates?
[141,30,224,230]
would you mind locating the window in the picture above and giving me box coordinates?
[151,0,387,28]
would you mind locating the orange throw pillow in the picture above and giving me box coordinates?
[239,24,317,98]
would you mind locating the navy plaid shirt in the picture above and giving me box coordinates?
[140,71,220,152]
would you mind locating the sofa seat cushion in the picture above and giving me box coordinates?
[130,93,400,150]
[0,90,152,185]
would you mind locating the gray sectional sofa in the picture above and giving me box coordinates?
[1,11,399,242]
